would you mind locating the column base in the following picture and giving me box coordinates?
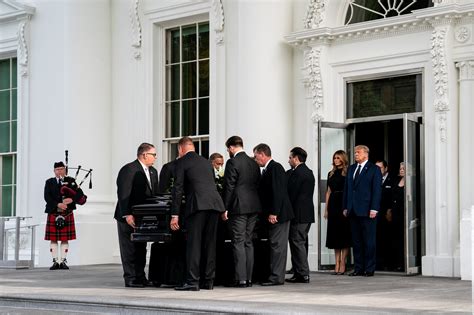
[460,216,472,280]
[422,255,460,278]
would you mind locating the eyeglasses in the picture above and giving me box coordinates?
[144,153,157,157]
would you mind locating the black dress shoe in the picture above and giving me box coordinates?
[233,280,248,288]
[285,275,310,283]
[200,281,214,290]
[175,283,200,291]
[59,259,69,270]
[141,279,154,287]
[247,280,252,287]
[124,281,145,288]
[364,272,375,277]
[49,261,60,270]
[348,271,363,276]
[261,281,283,286]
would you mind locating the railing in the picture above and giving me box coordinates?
[0,216,37,269]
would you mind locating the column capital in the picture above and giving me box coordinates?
[456,60,474,80]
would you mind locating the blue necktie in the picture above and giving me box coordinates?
[354,165,361,182]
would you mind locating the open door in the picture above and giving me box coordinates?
[404,113,422,275]
[317,121,349,271]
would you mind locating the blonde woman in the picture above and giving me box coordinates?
[324,150,351,275]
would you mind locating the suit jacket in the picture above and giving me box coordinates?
[159,160,177,194]
[114,159,159,221]
[343,161,382,217]
[258,159,294,223]
[171,151,225,218]
[44,176,84,214]
[223,151,261,215]
[286,163,315,224]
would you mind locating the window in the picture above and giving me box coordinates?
[345,0,433,25]
[347,74,422,118]
[164,22,210,161]
[0,57,17,216]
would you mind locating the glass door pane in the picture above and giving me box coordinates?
[318,121,348,270]
[403,114,422,274]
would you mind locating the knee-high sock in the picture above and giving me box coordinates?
[60,241,69,261]
[50,241,58,261]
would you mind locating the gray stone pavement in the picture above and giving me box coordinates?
[0,264,471,314]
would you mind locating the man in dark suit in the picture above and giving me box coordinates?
[343,145,382,277]
[285,147,315,284]
[375,160,393,270]
[253,143,294,286]
[114,143,159,288]
[170,137,225,291]
[158,159,176,193]
[221,136,261,288]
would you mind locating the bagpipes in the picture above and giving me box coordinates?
[60,150,93,206]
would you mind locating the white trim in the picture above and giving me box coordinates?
[0,1,34,218]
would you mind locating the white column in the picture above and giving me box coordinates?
[456,60,474,280]
[422,24,460,277]
[223,0,293,161]
[28,0,114,266]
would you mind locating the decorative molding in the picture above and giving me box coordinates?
[455,26,470,43]
[303,47,324,123]
[287,4,474,47]
[17,20,28,77]
[130,0,142,60]
[431,27,449,114]
[304,0,325,29]
[456,60,474,80]
[212,0,224,45]
[438,112,447,143]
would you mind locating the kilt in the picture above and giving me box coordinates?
[44,212,76,241]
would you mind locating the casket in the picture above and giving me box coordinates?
[131,194,173,242]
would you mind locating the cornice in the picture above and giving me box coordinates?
[0,0,34,24]
[286,4,474,47]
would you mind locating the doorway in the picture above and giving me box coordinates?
[317,114,423,275]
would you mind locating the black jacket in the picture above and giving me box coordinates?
[114,159,159,221]
[159,160,177,194]
[223,151,261,215]
[171,151,225,217]
[286,163,315,224]
[258,160,294,223]
[44,176,84,214]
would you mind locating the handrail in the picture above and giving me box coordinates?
[3,224,39,231]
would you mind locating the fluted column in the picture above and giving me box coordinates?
[456,60,474,280]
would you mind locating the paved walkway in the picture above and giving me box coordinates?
[0,264,471,314]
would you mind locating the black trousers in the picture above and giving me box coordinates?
[229,212,258,281]
[185,210,219,285]
[268,220,291,284]
[116,220,147,283]
[288,222,311,277]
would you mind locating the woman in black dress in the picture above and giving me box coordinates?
[324,150,351,275]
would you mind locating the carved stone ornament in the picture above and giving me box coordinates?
[130,0,142,59]
[455,26,470,43]
[438,112,447,143]
[304,47,324,123]
[212,0,224,45]
[431,27,449,113]
[456,61,474,81]
[18,20,28,77]
[304,0,325,30]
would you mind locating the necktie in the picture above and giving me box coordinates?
[262,168,267,175]
[354,165,361,182]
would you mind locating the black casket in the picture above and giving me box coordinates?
[131,194,173,242]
